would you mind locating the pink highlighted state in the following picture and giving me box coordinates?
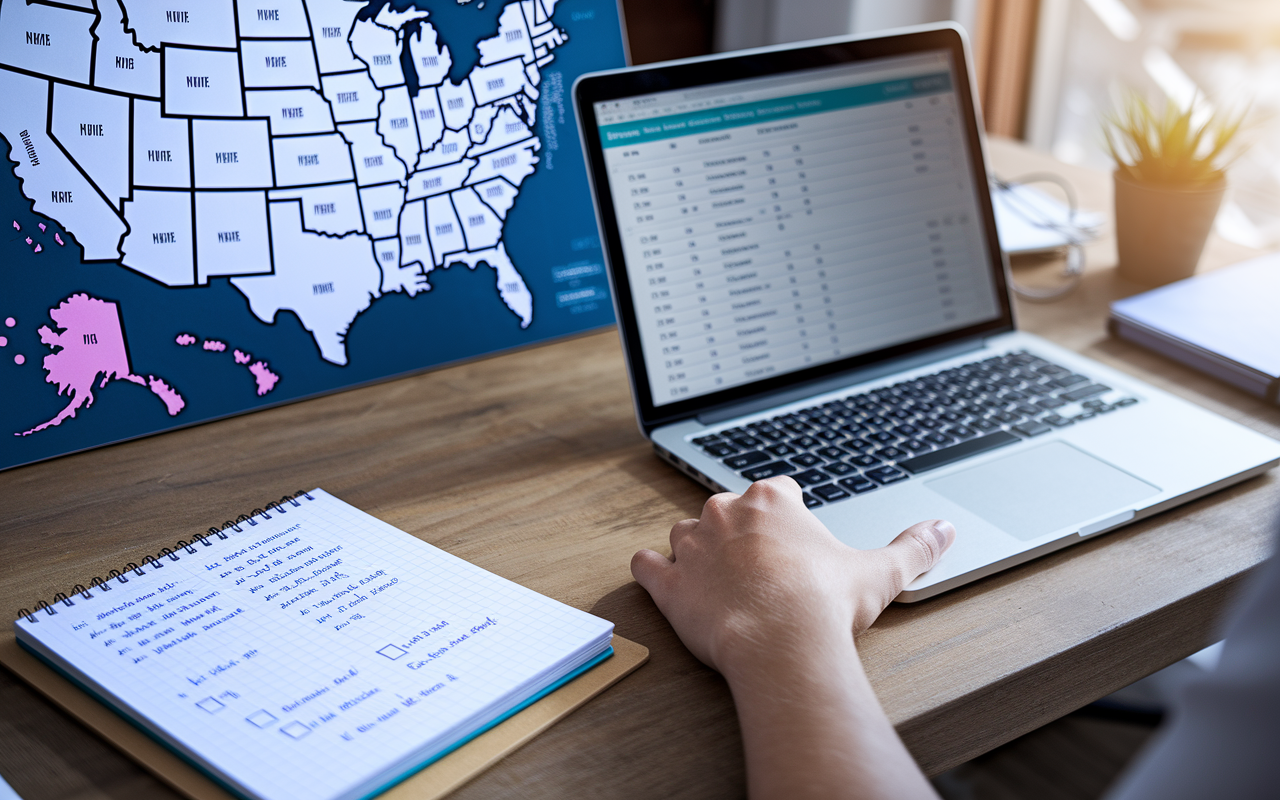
[249,362,279,396]
[175,334,280,397]
[148,376,186,415]
[17,294,185,437]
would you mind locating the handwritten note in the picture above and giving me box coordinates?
[17,490,613,800]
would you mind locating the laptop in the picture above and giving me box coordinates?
[571,24,1280,600]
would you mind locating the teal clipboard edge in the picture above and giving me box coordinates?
[16,637,614,800]
[360,646,614,800]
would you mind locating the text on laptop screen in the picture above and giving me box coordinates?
[593,52,1000,407]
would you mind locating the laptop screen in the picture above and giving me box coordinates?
[588,49,1001,409]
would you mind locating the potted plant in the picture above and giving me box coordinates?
[1104,93,1245,285]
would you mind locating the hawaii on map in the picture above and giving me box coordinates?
[0,0,624,471]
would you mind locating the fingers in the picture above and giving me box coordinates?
[874,519,957,597]
[669,518,699,553]
[740,475,803,505]
[631,548,674,600]
[698,490,740,524]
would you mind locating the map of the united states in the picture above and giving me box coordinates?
[0,0,565,367]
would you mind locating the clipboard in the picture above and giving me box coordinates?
[0,631,647,800]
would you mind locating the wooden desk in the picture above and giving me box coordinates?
[1,139,1277,799]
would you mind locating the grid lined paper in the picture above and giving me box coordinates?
[15,490,614,800]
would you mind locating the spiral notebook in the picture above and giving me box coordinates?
[11,490,621,800]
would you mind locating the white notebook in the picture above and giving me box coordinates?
[14,490,614,800]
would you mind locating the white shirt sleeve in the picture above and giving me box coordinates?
[1105,548,1280,800]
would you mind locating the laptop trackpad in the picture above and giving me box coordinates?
[926,442,1161,541]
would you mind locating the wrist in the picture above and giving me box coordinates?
[716,612,859,691]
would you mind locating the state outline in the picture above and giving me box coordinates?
[158,42,247,125]
[188,115,279,190]
[433,244,538,330]
[395,197,436,270]
[12,287,184,436]
[193,187,277,285]
[0,117,124,266]
[270,183,372,241]
[119,186,198,286]
[47,79,133,214]
[438,190,467,260]
[372,85,419,175]
[267,129,359,190]
[451,184,502,251]
[238,27,323,91]
[245,87,339,133]
[466,120,536,159]
[114,2,245,54]
[168,327,283,399]
[473,173,521,218]
[346,13,405,89]
[469,53,527,99]
[437,77,479,132]
[242,195,384,366]
[321,68,383,124]
[33,78,131,263]
[87,0,167,98]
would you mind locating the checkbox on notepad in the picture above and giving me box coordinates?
[247,710,277,728]
[377,644,407,660]
[280,721,310,739]
[196,697,225,713]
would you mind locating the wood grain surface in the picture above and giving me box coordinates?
[1,139,1277,799]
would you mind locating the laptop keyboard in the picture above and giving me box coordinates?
[690,351,1140,508]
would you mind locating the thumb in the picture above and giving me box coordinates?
[874,519,956,598]
[631,548,675,603]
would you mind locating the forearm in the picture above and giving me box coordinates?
[724,631,937,800]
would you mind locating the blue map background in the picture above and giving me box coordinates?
[0,0,625,472]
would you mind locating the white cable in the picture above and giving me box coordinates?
[992,172,1090,302]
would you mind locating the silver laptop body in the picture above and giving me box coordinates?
[572,24,1280,600]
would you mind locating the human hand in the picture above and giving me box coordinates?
[630,476,955,682]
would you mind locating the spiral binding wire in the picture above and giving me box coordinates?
[16,490,315,624]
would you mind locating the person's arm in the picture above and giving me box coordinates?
[630,476,954,800]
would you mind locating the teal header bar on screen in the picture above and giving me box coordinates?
[599,72,953,148]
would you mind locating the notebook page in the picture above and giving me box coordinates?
[16,490,613,800]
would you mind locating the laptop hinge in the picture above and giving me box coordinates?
[696,337,989,426]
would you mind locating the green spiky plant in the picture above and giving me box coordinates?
[1103,92,1246,187]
